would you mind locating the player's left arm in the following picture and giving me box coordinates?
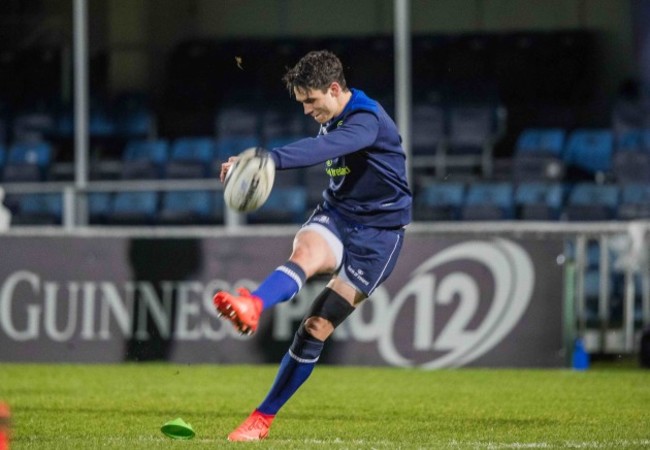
[270,112,379,169]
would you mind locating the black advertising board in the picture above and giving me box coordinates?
[0,232,565,367]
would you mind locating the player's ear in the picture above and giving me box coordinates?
[329,82,341,96]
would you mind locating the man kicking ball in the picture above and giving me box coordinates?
[214,49,412,441]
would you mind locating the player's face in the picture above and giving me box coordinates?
[294,85,341,124]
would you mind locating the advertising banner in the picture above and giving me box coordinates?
[0,232,565,367]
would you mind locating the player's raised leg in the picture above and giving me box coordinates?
[213,227,338,334]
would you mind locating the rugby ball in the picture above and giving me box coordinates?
[223,147,275,213]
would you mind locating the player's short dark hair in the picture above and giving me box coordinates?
[283,50,348,96]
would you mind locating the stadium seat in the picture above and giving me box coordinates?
[12,193,62,225]
[89,102,117,138]
[2,140,53,182]
[614,129,650,152]
[613,149,650,184]
[514,128,566,156]
[414,182,465,221]
[617,183,650,219]
[88,192,113,224]
[165,137,217,179]
[248,186,307,224]
[564,129,614,179]
[261,107,306,145]
[113,91,156,139]
[215,105,260,140]
[109,191,159,225]
[121,139,169,179]
[563,183,619,221]
[411,103,447,177]
[512,128,567,182]
[442,103,503,177]
[214,136,261,160]
[159,190,223,225]
[461,182,514,220]
[12,109,58,142]
[514,182,564,220]
[512,153,566,183]
[411,102,447,156]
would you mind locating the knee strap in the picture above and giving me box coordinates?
[306,287,355,328]
[289,326,324,363]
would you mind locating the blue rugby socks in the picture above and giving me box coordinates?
[257,327,324,416]
[253,261,306,310]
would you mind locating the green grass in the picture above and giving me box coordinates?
[1,361,649,449]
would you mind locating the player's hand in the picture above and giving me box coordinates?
[220,156,239,183]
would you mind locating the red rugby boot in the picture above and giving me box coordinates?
[227,410,274,442]
[213,288,263,335]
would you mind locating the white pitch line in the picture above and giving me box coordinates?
[448,439,650,449]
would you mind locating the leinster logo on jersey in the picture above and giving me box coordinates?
[325,158,351,178]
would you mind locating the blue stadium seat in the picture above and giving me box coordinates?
[2,140,53,182]
[113,92,156,139]
[617,183,650,219]
[615,129,650,152]
[88,192,113,224]
[12,193,62,225]
[564,129,614,177]
[215,136,261,158]
[109,191,159,224]
[165,137,217,179]
[514,182,564,220]
[122,139,169,179]
[212,136,262,178]
[89,103,117,138]
[512,127,567,182]
[159,190,223,225]
[248,187,307,224]
[461,182,514,220]
[563,183,619,221]
[414,182,465,220]
[515,128,566,157]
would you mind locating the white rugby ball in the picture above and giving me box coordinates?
[223,147,275,213]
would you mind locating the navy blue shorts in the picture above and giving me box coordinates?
[301,203,405,296]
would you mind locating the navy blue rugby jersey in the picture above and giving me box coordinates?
[268,89,412,228]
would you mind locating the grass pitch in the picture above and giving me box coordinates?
[1,360,649,449]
